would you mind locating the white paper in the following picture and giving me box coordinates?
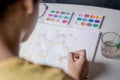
[20,23,100,71]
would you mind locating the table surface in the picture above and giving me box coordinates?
[38,3,120,80]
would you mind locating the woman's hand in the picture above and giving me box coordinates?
[68,50,89,80]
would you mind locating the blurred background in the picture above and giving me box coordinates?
[43,0,120,10]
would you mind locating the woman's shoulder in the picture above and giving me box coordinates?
[0,57,72,80]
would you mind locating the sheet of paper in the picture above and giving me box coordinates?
[20,23,100,71]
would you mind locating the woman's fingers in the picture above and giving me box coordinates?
[69,50,87,63]
[79,50,86,63]
[67,49,89,80]
[68,53,74,63]
[84,61,89,79]
[78,50,89,80]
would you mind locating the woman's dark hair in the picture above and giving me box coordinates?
[0,0,38,14]
[0,0,17,13]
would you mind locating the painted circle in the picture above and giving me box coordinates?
[54,15,58,18]
[47,17,51,21]
[79,13,84,17]
[91,15,96,18]
[56,11,61,14]
[83,18,87,22]
[81,22,86,26]
[77,17,82,21]
[49,14,54,17]
[85,14,90,18]
[66,12,71,15]
[96,16,102,19]
[89,19,94,22]
[95,20,100,23]
[87,23,92,26]
[59,15,64,18]
[64,16,70,19]
[61,12,66,14]
[63,20,68,23]
[94,24,99,27]
[51,10,56,13]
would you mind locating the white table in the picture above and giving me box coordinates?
[38,3,120,80]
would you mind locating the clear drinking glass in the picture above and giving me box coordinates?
[101,32,120,58]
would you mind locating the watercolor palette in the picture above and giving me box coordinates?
[73,13,104,29]
[44,10,74,26]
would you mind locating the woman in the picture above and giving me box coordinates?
[0,0,88,80]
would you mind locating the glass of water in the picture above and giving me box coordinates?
[101,32,120,58]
